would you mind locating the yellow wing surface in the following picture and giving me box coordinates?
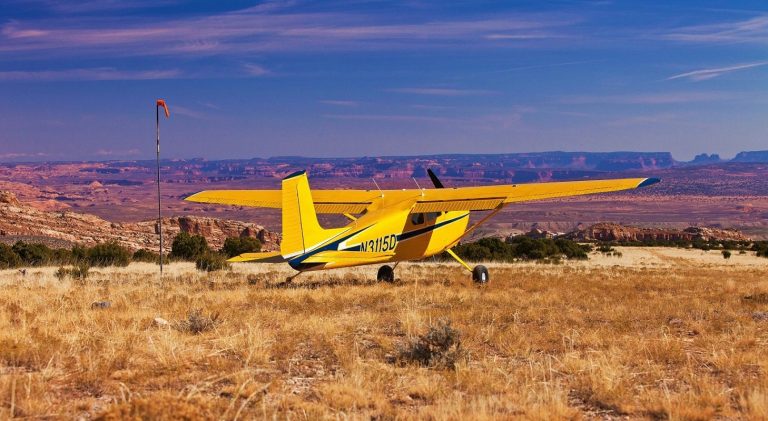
[185,177,659,213]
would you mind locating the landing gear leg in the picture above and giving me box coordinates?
[377,265,395,283]
[446,248,490,284]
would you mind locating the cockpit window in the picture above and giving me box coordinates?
[411,213,425,225]
[425,212,441,222]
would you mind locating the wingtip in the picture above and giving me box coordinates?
[183,191,202,202]
[637,177,661,188]
[283,170,306,181]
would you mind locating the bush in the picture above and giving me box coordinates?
[55,262,89,280]
[132,248,159,263]
[754,241,768,258]
[722,250,731,259]
[171,232,209,261]
[12,241,53,266]
[87,241,130,267]
[174,309,220,334]
[0,243,22,269]
[450,236,590,263]
[220,236,261,258]
[398,319,462,368]
[195,252,229,272]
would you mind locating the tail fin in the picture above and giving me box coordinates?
[280,171,336,258]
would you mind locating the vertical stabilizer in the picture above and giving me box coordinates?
[280,171,337,258]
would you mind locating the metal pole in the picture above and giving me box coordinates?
[156,104,163,276]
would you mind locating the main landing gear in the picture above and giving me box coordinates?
[377,265,395,283]
[446,248,490,284]
[471,265,489,284]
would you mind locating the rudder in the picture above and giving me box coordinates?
[280,171,337,258]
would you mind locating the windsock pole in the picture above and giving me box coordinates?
[156,99,170,277]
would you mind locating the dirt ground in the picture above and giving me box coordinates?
[1,247,767,419]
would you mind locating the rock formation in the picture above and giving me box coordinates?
[565,222,750,243]
[0,191,279,251]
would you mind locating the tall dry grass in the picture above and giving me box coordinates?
[0,248,767,419]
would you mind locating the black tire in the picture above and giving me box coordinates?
[472,265,489,284]
[377,265,395,283]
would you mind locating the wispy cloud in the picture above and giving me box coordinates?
[0,152,48,159]
[324,114,454,123]
[662,14,768,44]
[243,63,270,76]
[603,113,678,127]
[388,87,495,96]
[0,67,180,81]
[558,91,737,105]
[0,9,578,59]
[170,105,205,119]
[667,62,768,81]
[320,100,359,107]
[94,148,140,157]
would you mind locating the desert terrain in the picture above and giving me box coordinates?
[1,248,767,419]
[1,154,767,240]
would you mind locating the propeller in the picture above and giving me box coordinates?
[427,168,444,189]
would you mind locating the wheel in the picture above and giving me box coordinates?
[472,265,489,284]
[377,265,395,283]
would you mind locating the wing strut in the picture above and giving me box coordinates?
[447,204,505,248]
[445,248,472,273]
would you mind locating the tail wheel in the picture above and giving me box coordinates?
[472,265,489,284]
[377,265,395,283]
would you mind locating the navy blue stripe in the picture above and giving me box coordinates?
[397,213,468,242]
[637,177,660,188]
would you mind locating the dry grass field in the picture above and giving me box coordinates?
[1,248,768,420]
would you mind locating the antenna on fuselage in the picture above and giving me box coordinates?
[412,177,424,196]
[372,178,384,198]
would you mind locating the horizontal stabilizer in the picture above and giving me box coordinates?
[227,251,285,263]
[301,250,394,264]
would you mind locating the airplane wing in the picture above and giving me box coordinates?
[227,251,285,263]
[411,177,660,212]
[185,189,381,214]
[185,177,659,214]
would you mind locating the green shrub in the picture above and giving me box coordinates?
[133,248,159,263]
[195,252,229,272]
[220,236,261,258]
[0,243,22,269]
[12,241,53,266]
[55,262,89,280]
[450,236,590,263]
[722,250,731,259]
[87,241,130,267]
[171,232,209,261]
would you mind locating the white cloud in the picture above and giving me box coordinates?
[388,87,495,96]
[667,62,768,81]
[0,67,180,81]
[243,63,270,76]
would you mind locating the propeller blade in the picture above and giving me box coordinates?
[427,168,444,189]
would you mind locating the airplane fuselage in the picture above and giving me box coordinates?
[287,204,470,271]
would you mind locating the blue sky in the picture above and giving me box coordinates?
[0,0,766,161]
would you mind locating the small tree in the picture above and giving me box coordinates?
[87,241,131,267]
[0,243,21,269]
[220,236,261,258]
[12,241,53,266]
[722,250,731,260]
[195,251,229,272]
[171,232,209,261]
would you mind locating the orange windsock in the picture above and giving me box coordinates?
[156,99,170,118]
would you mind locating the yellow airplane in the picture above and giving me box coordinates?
[185,169,659,283]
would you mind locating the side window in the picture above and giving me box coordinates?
[411,213,425,225]
[425,212,441,222]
